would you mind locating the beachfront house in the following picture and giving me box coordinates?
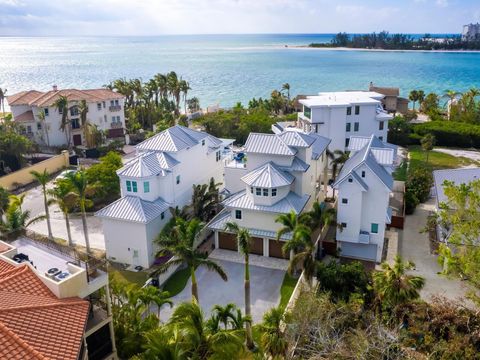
[7,86,126,147]
[333,135,396,264]
[368,83,409,114]
[0,239,116,360]
[95,125,225,268]
[291,91,393,153]
[207,128,330,259]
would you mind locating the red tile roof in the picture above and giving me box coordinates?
[7,88,124,107]
[14,110,35,123]
[0,260,90,360]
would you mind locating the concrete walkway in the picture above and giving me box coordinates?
[400,198,472,304]
[209,249,289,271]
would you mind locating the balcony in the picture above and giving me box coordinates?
[85,304,111,336]
[109,105,122,112]
[359,231,370,244]
[110,122,123,129]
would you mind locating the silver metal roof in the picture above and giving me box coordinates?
[244,133,297,156]
[207,210,292,240]
[241,162,295,188]
[117,151,180,178]
[95,196,170,223]
[136,125,222,153]
[309,133,331,160]
[222,190,310,214]
[278,156,310,172]
[278,130,316,147]
[348,136,397,166]
[433,167,480,208]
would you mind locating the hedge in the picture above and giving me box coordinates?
[411,121,480,148]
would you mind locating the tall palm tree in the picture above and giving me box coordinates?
[327,149,349,198]
[138,285,173,319]
[281,83,290,101]
[372,255,425,310]
[224,222,254,349]
[187,97,200,113]
[180,79,191,115]
[64,170,93,253]
[78,99,90,147]
[53,95,71,147]
[47,181,77,247]
[408,90,419,110]
[154,73,169,101]
[30,169,53,240]
[190,178,221,221]
[442,89,461,120]
[282,231,316,284]
[37,109,50,147]
[275,210,311,243]
[0,88,7,118]
[259,306,288,358]
[155,218,228,302]
[211,303,238,330]
[0,194,45,239]
[167,72,181,116]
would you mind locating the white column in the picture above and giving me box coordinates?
[263,238,269,257]
[214,231,219,249]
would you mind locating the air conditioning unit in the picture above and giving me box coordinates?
[54,271,71,282]
[46,267,61,279]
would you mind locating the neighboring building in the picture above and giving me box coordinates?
[368,83,409,114]
[462,23,480,41]
[208,128,330,259]
[333,135,396,263]
[296,91,392,152]
[7,86,126,147]
[0,238,116,360]
[96,125,225,268]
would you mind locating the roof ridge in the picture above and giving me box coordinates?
[0,265,31,285]
[0,322,48,360]
[0,299,88,313]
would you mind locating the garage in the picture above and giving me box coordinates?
[250,237,264,256]
[218,232,238,251]
[269,239,289,259]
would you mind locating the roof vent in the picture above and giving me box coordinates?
[52,85,58,91]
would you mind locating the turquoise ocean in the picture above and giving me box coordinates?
[1,34,479,108]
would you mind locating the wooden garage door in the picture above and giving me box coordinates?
[250,237,263,256]
[218,232,237,251]
[269,239,289,259]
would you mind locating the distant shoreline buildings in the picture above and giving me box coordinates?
[462,23,480,41]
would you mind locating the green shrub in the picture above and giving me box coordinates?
[404,190,419,215]
[411,121,480,148]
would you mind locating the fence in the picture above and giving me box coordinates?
[0,150,70,191]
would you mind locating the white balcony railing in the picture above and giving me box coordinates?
[109,105,122,112]
[359,231,370,244]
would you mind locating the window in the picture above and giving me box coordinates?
[341,198,348,204]
[250,187,253,194]
[104,115,107,123]
[110,100,114,106]
[176,175,181,185]
[116,116,121,123]
[361,170,366,178]
[379,136,383,141]
[379,121,384,130]
[346,106,352,115]
[126,180,132,192]
[97,103,102,111]
[355,105,360,115]
[346,122,351,132]
[263,188,268,197]
[235,210,242,220]
[272,188,277,197]
[102,101,106,108]
[71,118,80,129]
[345,138,350,147]
[144,181,150,193]
[348,177,353,183]
[202,139,205,146]
[44,108,49,116]
[216,150,221,162]
[115,99,119,106]
[303,106,311,119]
[132,181,138,193]
[371,223,379,234]
[341,222,347,228]
[111,116,115,123]
[26,125,32,134]
[70,106,79,116]
[354,122,359,132]
[161,212,165,220]
[37,123,42,130]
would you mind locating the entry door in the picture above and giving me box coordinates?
[132,249,140,266]
[73,134,82,146]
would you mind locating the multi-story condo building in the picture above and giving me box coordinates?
[7,86,126,147]
[333,135,396,263]
[295,91,393,152]
[0,238,116,360]
[96,125,225,268]
[462,23,480,41]
[207,128,330,259]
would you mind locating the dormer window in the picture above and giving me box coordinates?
[272,188,277,197]
[263,189,268,197]
[256,188,261,196]
[202,139,205,146]
[235,210,242,220]
[250,187,253,194]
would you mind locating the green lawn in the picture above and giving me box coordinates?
[278,273,298,311]
[162,266,191,297]
[392,160,408,181]
[110,268,149,287]
[409,146,480,172]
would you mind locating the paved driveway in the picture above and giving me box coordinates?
[400,198,473,304]
[22,183,106,250]
[158,259,285,324]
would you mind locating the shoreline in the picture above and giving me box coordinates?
[285,45,480,53]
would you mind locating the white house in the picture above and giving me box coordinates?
[292,91,392,152]
[96,125,225,268]
[207,128,331,259]
[333,135,396,263]
[7,86,126,147]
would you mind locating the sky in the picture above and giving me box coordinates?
[0,0,479,36]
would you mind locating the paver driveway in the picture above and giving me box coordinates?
[159,259,285,323]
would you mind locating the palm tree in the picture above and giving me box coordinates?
[78,99,90,147]
[211,303,238,330]
[420,133,436,164]
[417,90,425,108]
[64,170,93,253]
[327,149,349,198]
[409,90,419,110]
[47,182,77,247]
[155,218,228,302]
[187,97,200,113]
[0,88,7,118]
[275,210,311,243]
[167,71,181,116]
[372,255,425,310]
[224,222,254,349]
[138,285,173,319]
[281,83,290,101]
[154,73,169,101]
[180,79,191,115]
[37,109,50,147]
[30,169,53,240]
[0,186,10,217]
[0,194,45,239]
[442,90,461,120]
[53,95,71,147]
[190,178,221,221]
[259,306,288,358]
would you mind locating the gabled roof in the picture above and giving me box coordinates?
[118,151,180,178]
[222,190,310,214]
[241,162,294,188]
[14,110,35,123]
[95,196,170,223]
[278,156,310,172]
[334,171,369,191]
[244,133,297,156]
[433,167,480,208]
[6,90,44,106]
[136,125,222,153]
[310,133,331,160]
[348,135,397,166]
[0,261,89,360]
[277,130,316,148]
